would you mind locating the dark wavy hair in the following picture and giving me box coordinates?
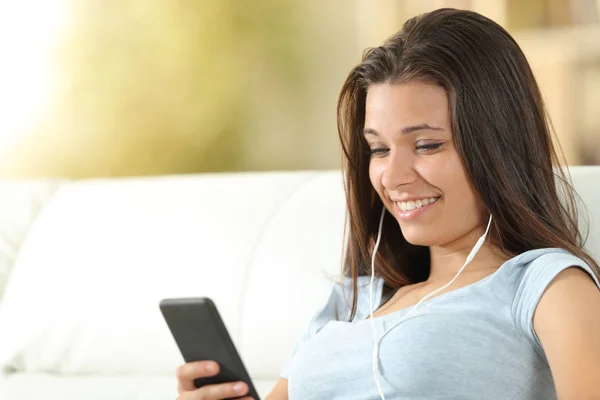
[337,8,600,319]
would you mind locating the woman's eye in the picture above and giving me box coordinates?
[368,148,388,156]
[416,142,443,152]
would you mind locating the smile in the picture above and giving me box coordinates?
[396,197,440,211]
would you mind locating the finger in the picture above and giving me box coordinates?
[177,382,193,395]
[196,381,249,399]
[176,361,220,391]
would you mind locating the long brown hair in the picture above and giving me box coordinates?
[337,8,600,320]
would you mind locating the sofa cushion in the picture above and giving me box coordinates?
[0,171,343,382]
[0,373,276,400]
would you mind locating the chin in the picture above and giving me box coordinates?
[398,225,437,247]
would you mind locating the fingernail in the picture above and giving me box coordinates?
[233,382,246,393]
[205,363,215,372]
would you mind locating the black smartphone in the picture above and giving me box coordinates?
[159,297,260,399]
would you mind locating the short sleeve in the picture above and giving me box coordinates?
[280,276,384,378]
[512,251,600,360]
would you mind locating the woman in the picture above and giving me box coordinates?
[176,8,600,400]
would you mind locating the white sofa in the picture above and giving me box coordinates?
[0,168,598,400]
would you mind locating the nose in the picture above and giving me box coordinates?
[380,148,417,190]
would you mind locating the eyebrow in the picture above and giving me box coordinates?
[363,124,445,136]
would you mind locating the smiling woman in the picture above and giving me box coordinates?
[363,82,484,251]
[276,8,600,400]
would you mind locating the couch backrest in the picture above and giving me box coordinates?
[0,181,62,298]
[0,171,346,379]
[0,167,597,379]
[569,166,600,260]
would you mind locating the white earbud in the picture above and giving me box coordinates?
[369,208,493,400]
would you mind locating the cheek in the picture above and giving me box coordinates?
[423,152,481,212]
[413,151,481,215]
[418,150,460,190]
[369,160,385,197]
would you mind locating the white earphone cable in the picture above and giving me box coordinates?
[369,206,387,400]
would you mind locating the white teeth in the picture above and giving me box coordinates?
[397,197,439,212]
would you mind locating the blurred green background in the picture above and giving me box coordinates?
[0,0,599,179]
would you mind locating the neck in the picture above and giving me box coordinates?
[427,227,509,282]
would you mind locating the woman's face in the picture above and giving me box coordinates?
[364,81,484,247]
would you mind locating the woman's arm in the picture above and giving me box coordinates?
[534,266,600,400]
[265,378,288,400]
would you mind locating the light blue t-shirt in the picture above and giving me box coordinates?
[282,248,600,399]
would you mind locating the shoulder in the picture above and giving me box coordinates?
[535,265,600,320]
[511,249,598,315]
[531,251,600,329]
[531,252,600,398]
[511,248,600,349]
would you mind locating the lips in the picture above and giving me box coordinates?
[391,196,441,221]
[396,197,440,211]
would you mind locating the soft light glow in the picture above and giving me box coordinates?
[0,0,68,146]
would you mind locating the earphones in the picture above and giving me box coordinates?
[368,206,494,399]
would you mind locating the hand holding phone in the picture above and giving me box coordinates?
[160,297,260,400]
[176,360,253,400]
